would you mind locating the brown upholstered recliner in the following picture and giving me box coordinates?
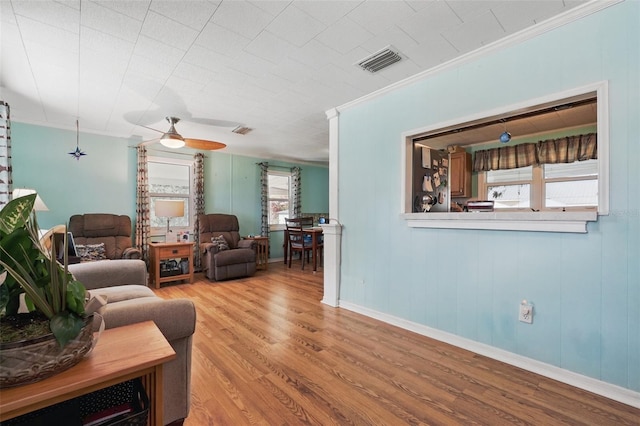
[198,214,257,281]
[69,214,141,260]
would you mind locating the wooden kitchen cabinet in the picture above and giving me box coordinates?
[450,151,472,198]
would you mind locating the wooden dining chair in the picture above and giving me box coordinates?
[285,217,315,269]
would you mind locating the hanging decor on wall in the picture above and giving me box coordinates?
[69,120,87,160]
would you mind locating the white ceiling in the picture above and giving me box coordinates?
[1,0,588,165]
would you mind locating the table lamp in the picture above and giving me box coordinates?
[155,199,185,239]
[12,188,49,211]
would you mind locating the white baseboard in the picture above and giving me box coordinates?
[338,301,640,409]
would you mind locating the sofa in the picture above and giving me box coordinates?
[69,260,196,426]
[69,214,141,260]
[198,213,257,281]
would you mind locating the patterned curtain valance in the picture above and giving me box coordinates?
[473,133,597,172]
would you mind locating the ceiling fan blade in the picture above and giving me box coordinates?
[140,124,163,133]
[184,138,227,150]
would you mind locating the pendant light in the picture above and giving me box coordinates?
[499,119,511,144]
[69,119,87,160]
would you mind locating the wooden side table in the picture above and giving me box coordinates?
[149,242,194,289]
[0,321,176,426]
[244,236,269,270]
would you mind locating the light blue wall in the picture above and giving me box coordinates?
[11,123,137,227]
[10,123,328,260]
[337,2,639,392]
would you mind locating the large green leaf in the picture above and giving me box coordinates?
[65,279,86,315]
[0,194,36,235]
[50,311,84,347]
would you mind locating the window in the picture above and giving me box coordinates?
[268,171,292,229]
[486,166,532,209]
[481,160,598,211]
[148,157,193,231]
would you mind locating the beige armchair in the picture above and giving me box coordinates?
[69,214,141,260]
[198,214,257,281]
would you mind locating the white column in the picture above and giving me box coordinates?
[322,108,342,307]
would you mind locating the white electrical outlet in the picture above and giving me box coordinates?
[519,300,533,324]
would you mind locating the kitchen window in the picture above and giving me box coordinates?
[479,159,598,211]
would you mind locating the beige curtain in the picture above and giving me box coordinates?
[0,101,12,208]
[193,153,205,270]
[258,162,269,237]
[291,166,301,217]
[474,133,597,172]
[135,146,150,263]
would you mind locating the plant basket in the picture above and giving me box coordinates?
[0,315,94,388]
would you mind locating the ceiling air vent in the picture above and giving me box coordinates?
[356,46,402,73]
[232,126,252,135]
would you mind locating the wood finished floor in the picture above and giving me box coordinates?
[153,262,639,425]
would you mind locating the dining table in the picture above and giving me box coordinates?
[283,226,323,271]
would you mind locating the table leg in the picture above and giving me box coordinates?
[283,230,288,265]
[312,233,318,272]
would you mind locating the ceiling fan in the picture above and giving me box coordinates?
[139,116,227,150]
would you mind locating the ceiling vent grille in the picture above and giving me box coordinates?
[232,126,253,135]
[357,46,402,73]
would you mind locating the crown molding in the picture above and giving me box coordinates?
[332,0,623,114]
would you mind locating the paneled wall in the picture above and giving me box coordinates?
[335,1,638,392]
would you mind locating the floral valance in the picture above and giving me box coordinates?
[473,133,597,172]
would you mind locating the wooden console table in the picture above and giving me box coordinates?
[0,321,176,426]
[149,242,194,288]
[244,236,269,270]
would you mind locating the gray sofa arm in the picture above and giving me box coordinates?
[69,259,148,290]
[101,297,196,342]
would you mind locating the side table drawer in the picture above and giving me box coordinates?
[159,245,191,258]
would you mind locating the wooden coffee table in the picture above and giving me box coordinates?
[0,321,176,425]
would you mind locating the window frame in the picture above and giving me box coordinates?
[267,169,293,231]
[401,81,608,233]
[478,160,599,212]
[147,156,194,235]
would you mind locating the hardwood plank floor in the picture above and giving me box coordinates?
[153,263,639,425]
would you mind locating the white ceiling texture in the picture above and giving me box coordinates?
[1,0,588,166]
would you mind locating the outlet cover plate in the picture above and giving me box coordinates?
[519,304,533,324]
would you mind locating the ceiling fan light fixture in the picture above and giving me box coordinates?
[160,132,185,148]
[160,117,185,148]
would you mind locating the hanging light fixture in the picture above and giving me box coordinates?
[160,117,186,149]
[69,119,87,160]
[69,5,86,160]
[499,119,511,144]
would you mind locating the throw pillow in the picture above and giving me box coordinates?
[76,243,107,262]
[211,235,229,251]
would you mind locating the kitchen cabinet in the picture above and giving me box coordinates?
[450,151,472,198]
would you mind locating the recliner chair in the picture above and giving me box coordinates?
[198,214,257,281]
[69,214,141,260]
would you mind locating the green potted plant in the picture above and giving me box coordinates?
[0,193,91,388]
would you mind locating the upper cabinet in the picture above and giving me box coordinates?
[449,151,471,198]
